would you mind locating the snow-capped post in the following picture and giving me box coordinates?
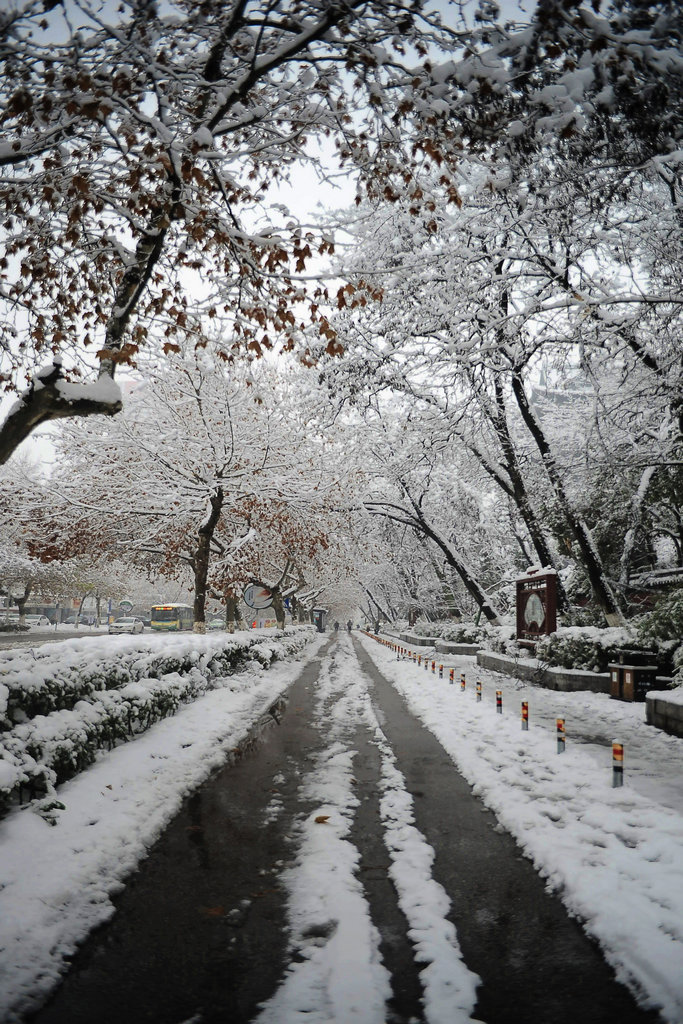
[521,701,529,731]
[424,658,428,672]
[476,680,482,702]
[460,672,466,692]
[557,718,566,753]
[418,654,422,666]
[439,664,443,679]
[449,668,455,684]
[612,741,624,787]
[496,690,503,713]
[431,660,436,674]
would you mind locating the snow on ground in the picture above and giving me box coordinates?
[359,633,683,1024]
[1,628,683,1023]
[0,633,327,1023]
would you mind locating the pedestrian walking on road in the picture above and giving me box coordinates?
[347,620,352,633]
[334,621,339,633]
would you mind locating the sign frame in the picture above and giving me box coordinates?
[516,570,557,641]
[243,583,274,610]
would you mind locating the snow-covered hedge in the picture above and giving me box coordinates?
[410,620,508,645]
[534,626,677,674]
[0,629,313,817]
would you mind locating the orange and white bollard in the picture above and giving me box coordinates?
[556,718,566,753]
[612,740,624,787]
[431,660,436,674]
[521,701,529,731]
[476,680,482,702]
[496,689,502,713]
[418,654,422,666]
[449,668,455,685]
[439,664,443,679]
[460,672,466,692]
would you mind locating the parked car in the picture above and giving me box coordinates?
[63,615,94,625]
[108,617,144,635]
[25,614,51,627]
[208,618,225,630]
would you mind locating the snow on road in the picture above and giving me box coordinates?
[256,636,480,1024]
[1,629,682,1023]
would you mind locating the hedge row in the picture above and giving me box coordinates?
[0,632,293,729]
[534,628,678,674]
[0,630,313,818]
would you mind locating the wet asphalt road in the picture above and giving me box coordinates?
[26,636,661,1024]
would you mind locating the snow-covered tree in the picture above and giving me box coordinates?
[0,0,471,462]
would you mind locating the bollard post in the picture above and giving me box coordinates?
[424,657,428,671]
[449,668,455,685]
[521,701,529,730]
[439,664,443,679]
[556,718,566,753]
[460,672,466,692]
[496,689,502,713]
[476,680,482,702]
[418,654,421,666]
[431,660,436,674]
[612,741,624,787]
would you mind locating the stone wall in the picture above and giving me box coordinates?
[646,691,683,738]
[476,651,610,694]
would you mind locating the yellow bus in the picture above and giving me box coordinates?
[150,604,194,631]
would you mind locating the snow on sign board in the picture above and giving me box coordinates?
[243,584,273,609]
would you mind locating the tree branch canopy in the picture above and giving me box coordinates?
[0,0,467,461]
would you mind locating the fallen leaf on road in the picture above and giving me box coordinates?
[314,815,330,824]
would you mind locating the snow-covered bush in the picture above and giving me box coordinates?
[673,645,683,685]
[410,620,443,638]
[534,626,658,673]
[439,623,493,645]
[0,632,292,727]
[637,590,683,648]
[0,628,313,816]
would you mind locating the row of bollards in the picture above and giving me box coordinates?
[367,632,625,788]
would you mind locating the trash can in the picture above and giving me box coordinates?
[609,651,660,702]
[312,608,327,634]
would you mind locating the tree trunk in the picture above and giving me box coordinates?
[224,591,243,633]
[489,377,570,615]
[402,486,503,624]
[271,589,285,630]
[620,464,658,587]
[193,489,224,634]
[511,372,624,625]
[14,585,32,624]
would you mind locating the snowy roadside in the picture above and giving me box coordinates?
[358,633,683,1024]
[0,634,326,1024]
